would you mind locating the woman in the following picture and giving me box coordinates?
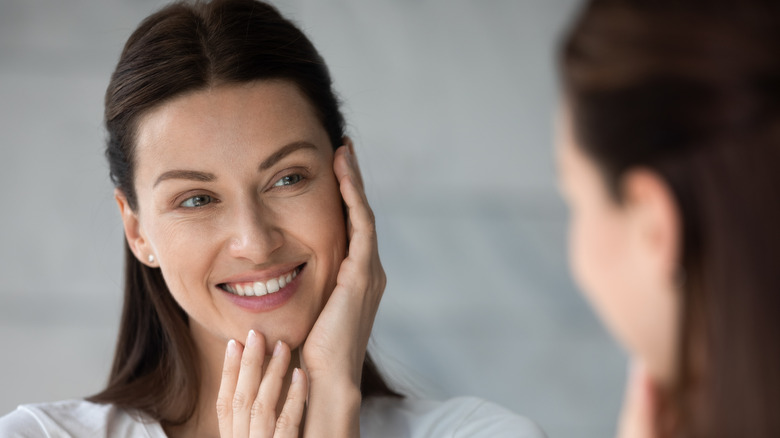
[557,0,780,437]
[0,1,543,436]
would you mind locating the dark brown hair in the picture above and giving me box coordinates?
[561,1,780,437]
[90,0,400,426]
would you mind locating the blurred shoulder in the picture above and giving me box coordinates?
[0,399,166,437]
[361,395,546,438]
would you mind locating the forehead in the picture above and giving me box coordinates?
[136,80,320,146]
[132,80,328,173]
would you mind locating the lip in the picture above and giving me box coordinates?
[217,263,306,313]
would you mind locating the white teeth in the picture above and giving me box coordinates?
[223,266,301,297]
[253,281,267,296]
[245,284,255,296]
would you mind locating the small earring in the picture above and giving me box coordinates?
[148,254,155,264]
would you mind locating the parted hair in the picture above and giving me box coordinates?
[90,0,399,426]
[561,1,780,437]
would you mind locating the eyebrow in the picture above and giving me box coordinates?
[153,169,216,188]
[258,141,318,171]
[152,141,319,188]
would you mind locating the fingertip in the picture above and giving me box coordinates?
[226,339,238,358]
[292,367,303,384]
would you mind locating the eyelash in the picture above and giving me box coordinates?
[179,194,215,208]
[176,172,308,209]
[272,173,305,188]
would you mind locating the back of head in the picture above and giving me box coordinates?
[561,1,780,436]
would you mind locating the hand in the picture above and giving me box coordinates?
[216,330,308,437]
[616,361,658,438]
[300,141,386,436]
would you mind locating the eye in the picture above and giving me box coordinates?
[180,194,213,208]
[273,174,304,187]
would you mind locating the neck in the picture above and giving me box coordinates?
[164,323,300,438]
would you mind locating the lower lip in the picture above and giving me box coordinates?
[219,266,303,313]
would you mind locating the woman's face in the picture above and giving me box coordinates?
[556,106,679,382]
[121,80,346,355]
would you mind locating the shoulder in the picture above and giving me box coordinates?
[361,395,546,438]
[0,399,167,438]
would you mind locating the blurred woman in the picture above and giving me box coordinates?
[557,1,780,436]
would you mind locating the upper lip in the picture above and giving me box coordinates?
[217,262,305,285]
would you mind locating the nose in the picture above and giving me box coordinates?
[226,200,284,263]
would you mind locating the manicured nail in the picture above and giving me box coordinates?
[247,330,258,347]
[292,367,301,383]
[227,339,238,358]
[273,340,283,357]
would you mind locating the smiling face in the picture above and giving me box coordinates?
[118,80,346,356]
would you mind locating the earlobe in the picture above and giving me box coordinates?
[115,189,156,267]
[623,169,681,283]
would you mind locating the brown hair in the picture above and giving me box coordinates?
[90,0,400,426]
[561,1,780,437]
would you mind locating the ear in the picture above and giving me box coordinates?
[115,189,157,267]
[621,169,681,286]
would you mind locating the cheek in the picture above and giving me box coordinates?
[284,177,346,272]
[569,209,629,323]
[569,209,613,299]
[150,219,221,298]
[569,208,647,354]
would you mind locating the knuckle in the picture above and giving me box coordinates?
[215,397,230,420]
[250,399,269,420]
[232,391,248,411]
[275,412,294,431]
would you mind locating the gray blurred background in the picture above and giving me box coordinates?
[0,0,626,437]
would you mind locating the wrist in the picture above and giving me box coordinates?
[305,378,362,437]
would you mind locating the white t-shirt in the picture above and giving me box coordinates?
[0,396,545,437]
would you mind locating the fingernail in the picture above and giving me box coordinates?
[273,340,283,357]
[247,330,258,347]
[292,367,301,383]
[227,339,238,357]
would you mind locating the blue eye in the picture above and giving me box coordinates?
[273,174,303,187]
[180,194,213,208]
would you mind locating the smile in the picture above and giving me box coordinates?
[219,265,303,297]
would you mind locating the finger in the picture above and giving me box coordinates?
[343,137,364,188]
[341,175,375,248]
[249,340,292,437]
[616,361,656,438]
[274,368,308,438]
[333,144,367,203]
[233,330,266,437]
[217,339,242,438]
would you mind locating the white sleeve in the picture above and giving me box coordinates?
[0,407,50,438]
[453,399,547,438]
